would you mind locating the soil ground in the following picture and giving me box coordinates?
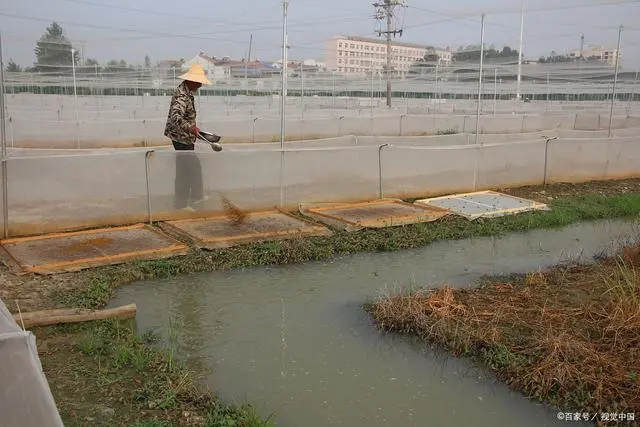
[502,179,640,201]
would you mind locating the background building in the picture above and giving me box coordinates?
[325,35,451,75]
[568,46,620,65]
[182,52,227,80]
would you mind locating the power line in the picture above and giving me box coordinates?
[289,16,461,53]
[0,10,371,50]
[60,0,370,30]
[0,12,265,46]
[409,0,640,17]
[60,0,226,24]
[99,14,371,42]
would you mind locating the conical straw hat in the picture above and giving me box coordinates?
[179,63,211,85]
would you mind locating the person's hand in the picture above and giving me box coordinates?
[193,126,200,136]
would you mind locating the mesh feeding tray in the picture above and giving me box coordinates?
[160,210,331,249]
[300,198,450,231]
[0,224,189,274]
[415,191,549,221]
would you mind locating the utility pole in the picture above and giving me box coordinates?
[0,31,6,159]
[280,0,289,151]
[373,0,406,108]
[627,69,638,114]
[475,13,486,144]
[279,0,289,209]
[71,48,79,131]
[578,33,585,73]
[608,24,622,138]
[0,31,8,239]
[494,67,498,115]
[245,33,253,95]
[516,0,524,100]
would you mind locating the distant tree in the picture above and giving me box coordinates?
[453,45,519,62]
[34,22,78,72]
[409,51,445,74]
[502,46,514,56]
[538,50,575,64]
[6,59,22,72]
[462,44,482,52]
[144,55,151,68]
[79,58,101,76]
[103,59,131,75]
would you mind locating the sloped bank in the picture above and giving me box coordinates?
[365,241,640,423]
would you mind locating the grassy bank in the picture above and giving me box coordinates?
[57,185,640,311]
[2,179,640,426]
[39,320,274,427]
[365,241,640,419]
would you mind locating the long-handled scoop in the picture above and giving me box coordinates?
[197,131,223,151]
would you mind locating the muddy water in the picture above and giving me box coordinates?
[111,219,637,427]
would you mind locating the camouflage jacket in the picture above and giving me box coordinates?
[164,81,197,144]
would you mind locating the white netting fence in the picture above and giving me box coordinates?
[3,67,639,147]
[0,1,639,237]
[1,124,639,237]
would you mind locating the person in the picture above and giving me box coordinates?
[164,63,211,211]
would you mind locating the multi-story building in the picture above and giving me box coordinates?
[325,35,451,75]
[567,46,620,66]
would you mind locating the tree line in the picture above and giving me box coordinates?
[4,22,153,74]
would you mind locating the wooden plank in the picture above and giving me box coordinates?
[13,304,137,328]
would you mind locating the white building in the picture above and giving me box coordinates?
[302,59,326,70]
[182,52,227,80]
[325,35,451,75]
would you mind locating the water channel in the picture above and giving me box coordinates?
[111,219,637,427]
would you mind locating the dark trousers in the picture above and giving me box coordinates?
[172,141,203,209]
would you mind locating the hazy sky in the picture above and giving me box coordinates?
[1,0,639,69]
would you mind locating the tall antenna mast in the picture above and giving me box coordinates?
[373,0,406,108]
